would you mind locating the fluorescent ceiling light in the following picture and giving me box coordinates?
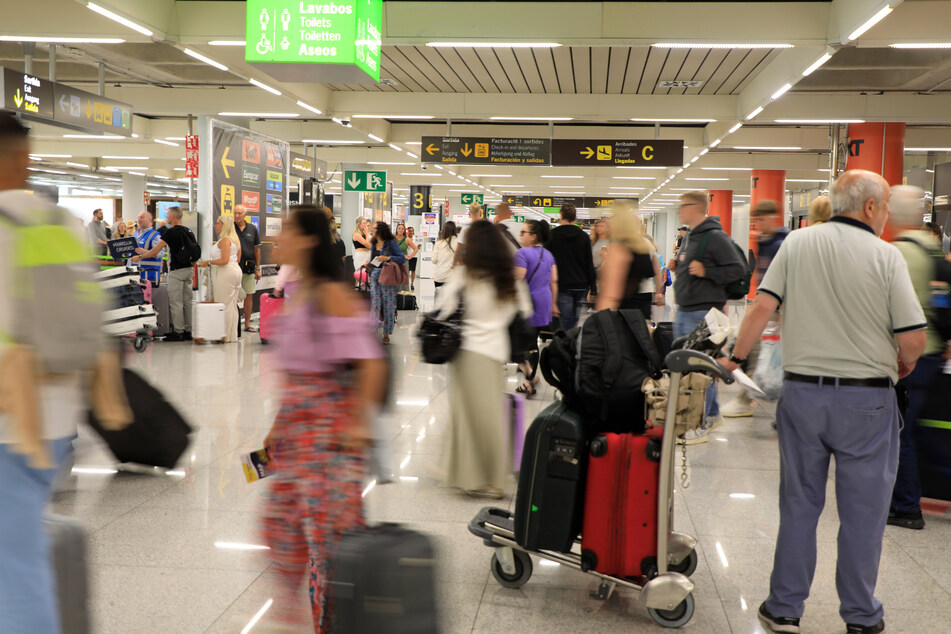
[208,40,245,46]
[489,116,574,121]
[63,134,123,139]
[102,155,148,160]
[905,147,951,152]
[770,83,792,100]
[154,139,179,147]
[702,167,753,171]
[653,43,792,49]
[686,177,729,181]
[154,175,170,180]
[617,166,667,170]
[182,48,228,71]
[554,191,585,194]
[426,42,562,48]
[406,152,419,159]
[728,123,743,134]
[103,166,148,170]
[848,5,893,41]
[786,179,826,182]
[31,153,71,158]
[541,175,583,179]
[248,78,281,95]
[774,119,864,124]
[608,186,645,190]
[709,139,722,148]
[66,162,88,169]
[612,176,655,180]
[296,101,322,115]
[802,52,833,76]
[388,143,401,151]
[890,43,951,49]
[400,173,441,177]
[746,106,764,120]
[630,118,716,123]
[302,139,364,144]
[732,146,802,151]
[352,115,434,120]
[405,141,422,145]
[331,117,351,127]
[471,174,511,177]
[550,185,585,188]
[367,133,384,143]
[368,162,414,166]
[165,137,186,141]
[699,148,710,156]
[498,185,526,188]
[87,2,154,37]
[0,36,125,43]
[219,112,299,118]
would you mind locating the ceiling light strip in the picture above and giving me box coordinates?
[847,5,893,41]
[87,2,154,37]
[182,48,228,72]
[296,101,322,115]
[248,78,281,96]
[426,42,561,48]
[0,35,125,43]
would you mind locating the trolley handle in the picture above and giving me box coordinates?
[664,349,734,383]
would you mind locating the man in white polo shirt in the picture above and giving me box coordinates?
[721,170,927,634]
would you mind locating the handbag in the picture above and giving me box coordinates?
[379,261,409,286]
[417,296,464,364]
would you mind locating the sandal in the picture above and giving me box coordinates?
[382,335,390,345]
[515,381,536,398]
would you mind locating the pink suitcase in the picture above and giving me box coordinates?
[259,293,284,345]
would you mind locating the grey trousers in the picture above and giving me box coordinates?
[167,267,193,334]
[765,379,899,627]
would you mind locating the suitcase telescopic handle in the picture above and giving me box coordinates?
[664,349,734,383]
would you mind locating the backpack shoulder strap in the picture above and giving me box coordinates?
[617,309,664,377]
[590,311,623,387]
[694,229,713,261]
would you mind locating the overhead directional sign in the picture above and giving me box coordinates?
[503,194,624,209]
[551,139,683,167]
[422,136,550,166]
[0,68,133,136]
[245,0,383,82]
[344,169,386,192]
[460,193,483,205]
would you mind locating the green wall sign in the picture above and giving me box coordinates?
[460,193,483,205]
[245,0,382,82]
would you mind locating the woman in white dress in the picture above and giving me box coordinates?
[351,216,372,272]
[198,215,243,342]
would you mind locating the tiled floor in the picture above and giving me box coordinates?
[53,282,951,633]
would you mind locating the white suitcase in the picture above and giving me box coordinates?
[102,304,157,336]
[94,266,140,290]
[192,302,226,343]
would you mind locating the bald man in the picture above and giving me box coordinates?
[721,170,927,634]
[132,211,162,285]
[493,202,521,245]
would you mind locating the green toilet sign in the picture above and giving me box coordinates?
[343,170,386,192]
[245,0,383,82]
[460,193,483,205]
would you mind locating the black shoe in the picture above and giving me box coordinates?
[183,331,192,341]
[846,619,885,634]
[887,510,924,530]
[758,602,800,633]
[164,332,183,342]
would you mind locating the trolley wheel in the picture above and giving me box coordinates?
[669,550,698,577]
[133,336,148,353]
[647,593,695,628]
[490,550,533,589]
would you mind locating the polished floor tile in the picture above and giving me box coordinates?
[49,282,951,633]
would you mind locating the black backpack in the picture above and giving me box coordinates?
[540,309,663,433]
[894,236,951,341]
[696,229,752,300]
[174,226,201,265]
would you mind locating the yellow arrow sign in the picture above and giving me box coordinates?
[13,89,22,109]
[425,143,440,156]
[460,143,473,157]
[85,100,93,118]
[533,198,542,205]
[221,146,235,179]
[580,146,595,159]
[507,197,515,203]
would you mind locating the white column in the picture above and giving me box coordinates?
[122,173,146,221]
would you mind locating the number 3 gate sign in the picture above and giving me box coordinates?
[409,185,430,215]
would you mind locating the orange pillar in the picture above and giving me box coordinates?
[845,122,906,241]
[708,190,733,236]
[749,170,786,298]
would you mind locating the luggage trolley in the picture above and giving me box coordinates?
[95,266,157,353]
[469,349,733,629]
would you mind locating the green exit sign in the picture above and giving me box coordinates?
[460,193,483,205]
[246,0,382,82]
[344,169,386,192]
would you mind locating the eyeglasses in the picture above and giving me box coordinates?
[520,230,535,235]
[678,203,698,210]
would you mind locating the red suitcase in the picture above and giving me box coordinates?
[580,430,663,579]
[259,293,284,345]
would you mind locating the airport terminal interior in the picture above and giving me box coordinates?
[3,0,951,632]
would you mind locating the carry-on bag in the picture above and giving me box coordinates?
[45,515,90,634]
[328,523,438,633]
[396,291,418,310]
[150,284,171,338]
[513,402,588,553]
[192,303,226,343]
[101,304,157,337]
[259,292,284,344]
[917,360,951,501]
[108,283,146,309]
[581,431,663,578]
[86,369,193,469]
[93,266,139,290]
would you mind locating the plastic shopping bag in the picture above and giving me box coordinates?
[752,335,783,401]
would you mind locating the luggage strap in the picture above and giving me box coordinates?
[617,309,664,378]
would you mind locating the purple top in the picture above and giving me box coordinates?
[274,296,383,374]
[514,246,555,327]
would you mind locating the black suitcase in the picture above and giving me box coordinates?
[86,369,192,469]
[513,402,588,553]
[109,283,145,309]
[397,291,418,310]
[151,285,171,337]
[45,515,90,634]
[917,364,951,501]
[328,523,438,633]
[653,321,674,365]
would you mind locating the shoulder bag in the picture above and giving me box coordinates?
[417,298,464,364]
[379,241,409,286]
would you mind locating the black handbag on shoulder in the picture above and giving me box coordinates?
[417,301,464,364]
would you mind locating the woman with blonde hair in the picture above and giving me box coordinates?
[351,216,372,271]
[591,218,610,269]
[596,203,664,320]
[198,215,243,342]
[808,195,832,225]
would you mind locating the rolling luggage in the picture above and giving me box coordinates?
[917,361,951,501]
[396,291,418,310]
[151,285,171,338]
[581,431,662,579]
[328,523,438,633]
[258,293,283,345]
[45,515,90,634]
[86,368,192,469]
[101,304,157,337]
[513,402,588,553]
[192,303,226,343]
[108,283,145,308]
[93,266,139,290]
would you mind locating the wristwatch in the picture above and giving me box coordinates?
[728,352,746,364]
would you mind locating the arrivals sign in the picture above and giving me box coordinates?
[550,139,683,167]
[0,68,133,136]
[245,0,383,82]
[421,136,550,166]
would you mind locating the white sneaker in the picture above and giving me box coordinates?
[678,427,709,445]
[705,414,726,431]
[721,396,753,418]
